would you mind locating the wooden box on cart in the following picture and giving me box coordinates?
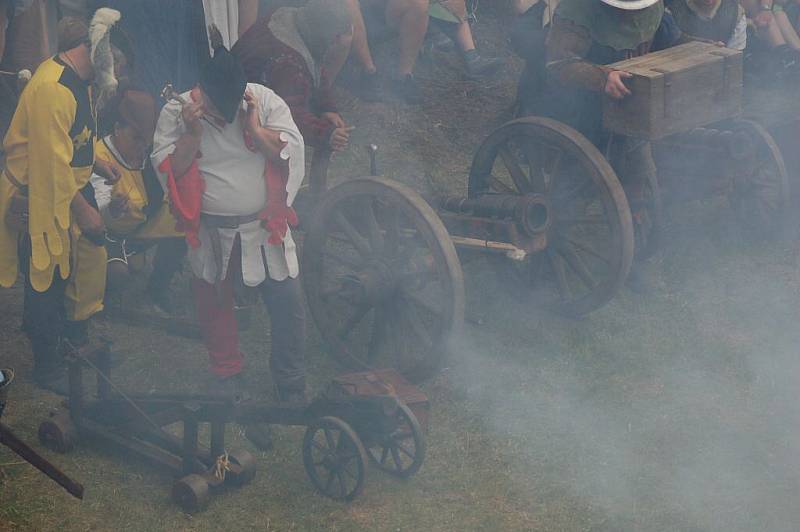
[331,369,430,433]
[602,41,743,140]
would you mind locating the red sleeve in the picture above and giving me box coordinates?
[269,59,335,149]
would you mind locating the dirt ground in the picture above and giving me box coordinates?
[4,6,800,531]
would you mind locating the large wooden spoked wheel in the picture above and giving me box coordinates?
[726,119,790,239]
[303,177,465,382]
[467,117,634,317]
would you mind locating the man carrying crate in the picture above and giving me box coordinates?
[544,0,665,289]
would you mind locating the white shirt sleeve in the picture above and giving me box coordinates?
[252,83,306,206]
[89,172,114,223]
[151,99,185,189]
[727,12,747,51]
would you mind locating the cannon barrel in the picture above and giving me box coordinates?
[436,193,551,236]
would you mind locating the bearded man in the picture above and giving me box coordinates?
[0,11,122,393]
[152,35,305,449]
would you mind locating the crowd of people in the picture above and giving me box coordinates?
[0,0,793,449]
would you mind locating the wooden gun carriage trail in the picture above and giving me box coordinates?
[294,42,789,384]
[36,342,428,512]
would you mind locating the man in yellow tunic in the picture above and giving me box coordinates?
[88,88,186,315]
[0,13,122,393]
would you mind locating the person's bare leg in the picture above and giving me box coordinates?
[347,0,377,73]
[323,32,354,86]
[386,0,429,76]
[775,10,800,49]
[760,17,789,47]
[440,0,475,51]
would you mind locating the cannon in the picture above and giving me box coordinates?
[36,345,426,512]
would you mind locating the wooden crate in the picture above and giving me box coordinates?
[331,369,430,433]
[602,42,743,140]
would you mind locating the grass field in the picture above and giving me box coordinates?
[3,6,800,531]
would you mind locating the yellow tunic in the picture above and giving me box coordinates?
[0,56,97,292]
[95,137,180,239]
[63,139,181,319]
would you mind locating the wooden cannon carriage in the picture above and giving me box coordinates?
[293,43,789,384]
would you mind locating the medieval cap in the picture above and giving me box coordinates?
[57,17,89,52]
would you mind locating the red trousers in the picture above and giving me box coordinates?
[192,262,243,378]
[192,238,306,393]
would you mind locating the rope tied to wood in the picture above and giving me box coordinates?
[213,451,230,481]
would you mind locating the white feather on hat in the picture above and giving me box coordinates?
[90,8,122,103]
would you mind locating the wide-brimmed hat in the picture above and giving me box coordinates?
[600,0,661,10]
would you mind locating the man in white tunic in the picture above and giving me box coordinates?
[151,38,306,419]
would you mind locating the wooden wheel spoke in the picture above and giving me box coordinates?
[323,250,360,270]
[396,442,415,459]
[518,139,547,192]
[499,145,532,194]
[398,299,433,348]
[561,236,611,265]
[336,471,347,498]
[312,441,327,453]
[380,446,390,465]
[556,214,608,226]
[545,147,564,188]
[556,241,596,289]
[334,211,371,258]
[556,177,595,203]
[383,204,401,256]
[324,429,337,450]
[548,250,571,302]
[402,289,443,317]
[390,444,403,469]
[490,176,517,194]
[338,305,372,340]
[361,199,385,252]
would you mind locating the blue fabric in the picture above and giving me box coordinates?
[652,11,683,51]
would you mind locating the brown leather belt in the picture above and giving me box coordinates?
[200,211,260,229]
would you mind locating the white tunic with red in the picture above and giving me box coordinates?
[151,83,304,285]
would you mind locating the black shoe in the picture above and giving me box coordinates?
[464,50,503,79]
[245,423,274,451]
[393,74,423,105]
[358,70,384,102]
[34,367,69,396]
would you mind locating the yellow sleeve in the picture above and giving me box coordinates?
[26,80,78,272]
